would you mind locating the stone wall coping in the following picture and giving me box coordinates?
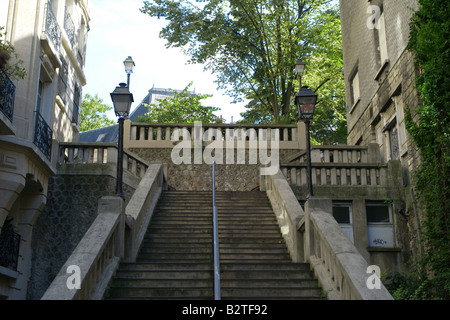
[281,163,388,168]
[130,122,298,128]
[125,163,167,262]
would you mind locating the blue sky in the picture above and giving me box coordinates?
[83,0,246,123]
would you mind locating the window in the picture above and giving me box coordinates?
[350,72,360,107]
[378,12,388,65]
[332,202,354,244]
[383,117,400,161]
[366,202,394,248]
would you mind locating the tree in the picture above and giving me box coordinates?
[138,82,222,124]
[141,0,346,144]
[405,0,450,299]
[80,94,115,132]
[0,26,26,80]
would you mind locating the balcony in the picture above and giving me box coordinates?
[0,229,21,272]
[34,112,53,161]
[0,69,16,134]
[64,8,76,48]
[41,3,62,68]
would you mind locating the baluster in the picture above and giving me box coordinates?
[157,127,162,141]
[370,168,377,186]
[87,147,94,163]
[301,167,307,185]
[350,168,357,185]
[130,158,137,175]
[68,147,75,163]
[97,147,104,164]
[380,167,388,186]
[281,167,288,179]
[130,126,137,141]
[341,168,348,185]
[361,168,367,185]
[330,167,337,185]
[290,168,297,185]
[321,168,327,185]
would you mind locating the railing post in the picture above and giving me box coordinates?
[212,161,221,300]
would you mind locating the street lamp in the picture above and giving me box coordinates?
[111,57,135,199]
[295,78,318,198]
[123,56,135,87]
[294,59,306,88]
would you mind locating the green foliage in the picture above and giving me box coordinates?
[405,0,450,299]
[140,0,346,144]
[138,82,222,124]
[384,272,434,300]
[80,94,115,132]
[0,26,26,80]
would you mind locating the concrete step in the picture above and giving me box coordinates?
[107,286,214,300]
[220,287,322,300]
[118,262,213,272]
[105,191,324,300]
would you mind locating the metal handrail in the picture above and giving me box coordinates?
[212,161,221,300]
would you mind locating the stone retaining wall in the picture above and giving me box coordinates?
[129,148,299,191]
[27,173,135,300]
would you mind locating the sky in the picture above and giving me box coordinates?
[83,0,247,123]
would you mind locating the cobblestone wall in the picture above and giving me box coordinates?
[130,148,299,191]
[27,174,135,300]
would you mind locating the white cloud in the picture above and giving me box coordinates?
[83,0,246,123]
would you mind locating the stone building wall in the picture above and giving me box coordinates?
[340,0,423,265]
[27,172,135,300]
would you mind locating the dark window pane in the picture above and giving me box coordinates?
[332,206,351,224]
[366,204,390,223]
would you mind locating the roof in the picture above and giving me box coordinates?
[79,124,119,143]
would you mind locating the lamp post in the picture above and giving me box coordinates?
[294,59,306,88]
[123,56,135,87]
[111,57,135,199]
[294,61,317,198]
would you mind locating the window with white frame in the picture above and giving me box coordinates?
[366,202,394,248]
[332,201,354,244]
[350,71,360,110]
[378,11,389,65]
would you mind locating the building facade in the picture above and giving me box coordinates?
[0,0,90,299]
[340,0,422,262]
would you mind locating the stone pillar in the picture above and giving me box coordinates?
[297,121,306,150]
[368,143,382,163]
[0,172,26,229]
[304,197,332,262]
[352,199,370,263]
[11,190,46,300]
[123,119,131,149]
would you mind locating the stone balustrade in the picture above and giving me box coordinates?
[124,121,305,150]
[59,142,149,179]
[304,198,393,300]
[281,163,388,188]
[262,170,393,300]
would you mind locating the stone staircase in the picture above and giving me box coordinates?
[105,191,323,300]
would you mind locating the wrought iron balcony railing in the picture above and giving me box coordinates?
[0,69,16,122]
[44,3,62,53]
[34,112,53,161]
[64,8,76,48]
[0,229,21,271]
